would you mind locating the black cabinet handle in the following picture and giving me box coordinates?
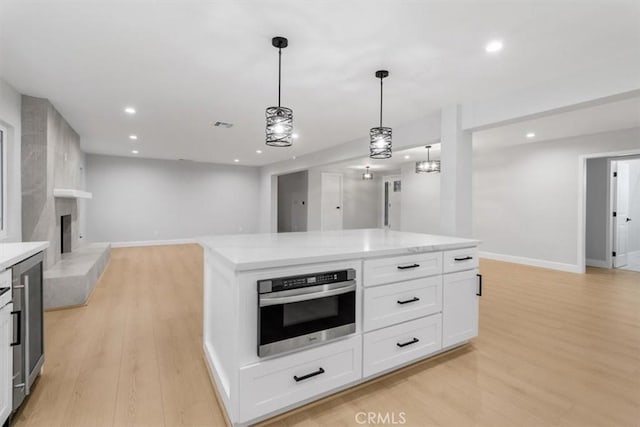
[477,274,482,297]
[397,297,420,305]
[397,337,420,348]
[397,264,420,270]
[10,310,21,347]
[454,256,473,261]
[294,367,325,382]
[626,218,632,222]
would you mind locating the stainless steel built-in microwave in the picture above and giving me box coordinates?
[257,269,356,357]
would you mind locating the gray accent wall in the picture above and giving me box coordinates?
[21,95,85,268]
[85,155,261,243]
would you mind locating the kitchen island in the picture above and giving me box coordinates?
[200,229,480,426]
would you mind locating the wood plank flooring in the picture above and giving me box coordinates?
[12,244,640,427]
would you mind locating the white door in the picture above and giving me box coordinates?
[442,270,479,348]
[382,176,401,230]
[0,303,12,424]
[320,173,343,231]
[613,163,630,267]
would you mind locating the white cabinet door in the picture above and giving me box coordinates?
[0,303,12,424]
[442,270,479,348]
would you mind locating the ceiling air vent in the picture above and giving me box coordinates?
[213,121,234,128]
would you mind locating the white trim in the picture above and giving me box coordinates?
[586,258,609,268]
[111,238,196,248]
[53,188,93,199]
[480,251,582,273]
[0,124,7,240]
[578,148,640,274]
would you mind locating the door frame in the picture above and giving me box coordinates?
[320,172,343,231]
[578,148,640,273]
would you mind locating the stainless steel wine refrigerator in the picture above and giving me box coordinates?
[10,252,44,412]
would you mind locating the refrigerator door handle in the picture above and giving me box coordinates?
[24,275,30,395]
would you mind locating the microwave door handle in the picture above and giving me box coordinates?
[259,283,356,307]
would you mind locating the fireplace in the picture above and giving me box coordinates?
[61,214,72,254]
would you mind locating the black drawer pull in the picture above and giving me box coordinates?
[397,264,420,270]
[397,297,420,305]
[397,337,420,348]
[454,256,473,261]
[294,367,325,382]
[477,273,482,296]
[10,310,21,347]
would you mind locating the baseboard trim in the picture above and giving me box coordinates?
[111,238,196,248]
[586,258,609,268]
[479,251,582,273]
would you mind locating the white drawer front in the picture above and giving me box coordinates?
[239,336,362,422]
[364,276,442,331]
[443,247,479,273]
[364,252,442,287]
[363,315,442,378]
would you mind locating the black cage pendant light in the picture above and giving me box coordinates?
[266,36,293,147]
[415,145,441,173]
[369,70,392,159]
[362,166,374,180]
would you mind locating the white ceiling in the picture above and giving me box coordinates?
[1,0,639,166]
[328,145,440,173]
[473,95,640,149]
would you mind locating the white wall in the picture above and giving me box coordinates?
[619,158,640,253]
[400,162,440,234]
[307,167,382,231]
[585,157,609,265]
[474,127,640,271]
[0,79,22,242]
[277,170,308,232]
[86,154,261,243]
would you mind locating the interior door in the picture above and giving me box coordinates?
[382,176,401,230]
[320,173,343,230]
[614,162,630,267]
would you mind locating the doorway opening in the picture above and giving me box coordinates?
[382,175,401,230]
[585,155,640,272]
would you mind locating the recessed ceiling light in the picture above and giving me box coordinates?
[404,155,410,160]
[292,156,297,160]
[131,150,139,154]
[526,132,536,138]
[485,40,503,53]
[124,107,136,114]
[292,133,299,139]
[129,135,138,140]
[256,150,263,154]
[234,159,240,163]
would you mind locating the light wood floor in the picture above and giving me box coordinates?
[12,244,640,427]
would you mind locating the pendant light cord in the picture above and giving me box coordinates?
[278,48,282,108]
[379,77,383,127]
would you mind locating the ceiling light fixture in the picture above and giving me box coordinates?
[266,36,293,147]
[526,132,536,138]
[404,155,410,160]
[129,135,138,140]
[131,149,139,154]
[256,150,263,154]
[124,107,136,114]
[234,159,240,163]
[369,70,392,159]
[362,166,374,180]
[485,40,503,53]
[415,145,440,173]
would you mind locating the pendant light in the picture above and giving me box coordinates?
[266,37,293,147]
[415,145,441,173]
[369,70,392,159]
[362,166,373,180]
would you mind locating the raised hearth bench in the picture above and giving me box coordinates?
[200,229,481,426]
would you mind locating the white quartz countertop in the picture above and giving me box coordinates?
[0,242,49,270]
[199,229,480,272]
